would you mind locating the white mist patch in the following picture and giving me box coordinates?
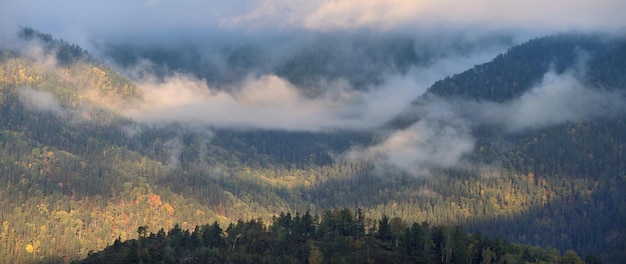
[17,88,67,117]
[162,137,184,170]
[467,71,626,132]
[160,131,213,172]
[370,120,473,175]
[121,123,143,138]
[122,73,418,130]
[23,44,58,68]
[347,98,474,176]
[345,69,626,177]
[120,46,502,131]
[124,74,337,130]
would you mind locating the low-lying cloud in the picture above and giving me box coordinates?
[122,73,414,131]
[346,103,474,176]
[17,88,68,118]
[347,69,626,176]
[467,71,626,131]
[117,47,501,131]
[5,6,625,178]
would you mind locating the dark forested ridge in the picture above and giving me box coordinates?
[427,34,613,101]
[100,32,514,96]
[17,27,93,66]
[0,28,625,263]
[78,209,594,264]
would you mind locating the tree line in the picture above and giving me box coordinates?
[79,208,597,264]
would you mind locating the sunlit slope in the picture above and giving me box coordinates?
[0,29,376,263]
[0,32,236,263]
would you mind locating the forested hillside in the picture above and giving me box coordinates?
[428,34,611,101]
[1,28,625,263]
[413,33,626,263]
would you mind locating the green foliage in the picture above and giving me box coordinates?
[78,209,592,264]
[0,30,624,263]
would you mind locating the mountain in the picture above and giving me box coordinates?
[393,33,626,263]
[1,28,625,263]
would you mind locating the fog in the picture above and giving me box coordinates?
[118,46,502,131]
[352,67,626,176]
[3,0,625,177]
[17,88,68,118]
[346,100,474,176]
[8,31,506,132]
[466,71,626,132]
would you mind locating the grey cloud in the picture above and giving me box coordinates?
[97,31,514,94]
[227,0,626,33]
[1,0,244,48]
[3,0,624,51]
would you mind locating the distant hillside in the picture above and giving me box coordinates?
[427,34,614,102]
[391,33,626,263]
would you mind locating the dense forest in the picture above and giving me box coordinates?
[78,209,596,264]
[1,28,625,263]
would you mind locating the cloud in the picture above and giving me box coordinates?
[463,71,626,132]
[121,73,400,130]
[302,0,422,30]
[162,137,184,170]
[346,67,626,177]
[22,43,58,68]
[5,0,623,178]
[115,44,502,131]
[2,0,624,48]
[17,88,67,117]
[1,0,239,49]
[346,101,474,176]
[225,0,626,33]
[2,23,510,134]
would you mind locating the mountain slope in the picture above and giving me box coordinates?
[427,34,612,101]
[1,29,625,263]
[394,33,626,262]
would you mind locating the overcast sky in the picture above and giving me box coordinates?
[2,0,625,46]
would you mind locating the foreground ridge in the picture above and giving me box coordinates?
[78,209,598,264]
